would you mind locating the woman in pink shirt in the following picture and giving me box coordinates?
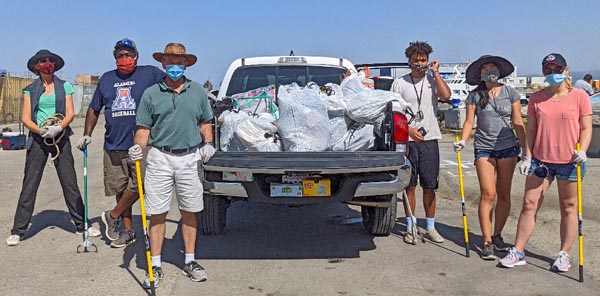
[500,53,592,272]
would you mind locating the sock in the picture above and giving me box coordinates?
[151,255,162,267]
[405,216,417,231]
[185,253,195,264]
[426,217,435,231]
[515,249,525,259]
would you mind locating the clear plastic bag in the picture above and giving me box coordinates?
[330,123,375,151]
[278,84,330,151]
[218,110,250,151]
[341,74,410,125]
[235,115,282,152]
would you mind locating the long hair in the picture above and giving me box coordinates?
[471,81,491,109]
[565,75,573,90]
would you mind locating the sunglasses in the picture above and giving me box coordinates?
[37,57,55,64]
[116,38,135,47]
[543,66,564,76]
[533,164,548,178]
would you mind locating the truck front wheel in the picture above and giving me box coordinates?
[199,194,229,235]
[361,194,396,236]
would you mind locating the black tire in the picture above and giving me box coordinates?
[200,194,229,235]
[361,194,397,236]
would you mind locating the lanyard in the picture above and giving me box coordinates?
[410,75,425,112]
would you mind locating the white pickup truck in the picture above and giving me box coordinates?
[200,56,410,236]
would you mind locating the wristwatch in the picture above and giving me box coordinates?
[204,141,214,146]
[432,69,440,75]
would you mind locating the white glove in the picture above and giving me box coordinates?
[76,135,92,151]
[518,157,531,175]
[573,150,587,163]
[199,143,216,163]
[453,139,465,152]
[128,144,143,161]
[40,125,63,138]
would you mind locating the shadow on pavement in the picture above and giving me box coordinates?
[195,202,376,260]
[22,209,79,240]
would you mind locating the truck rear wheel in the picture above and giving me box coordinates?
[361,194,396,236]
[200,194,229,235]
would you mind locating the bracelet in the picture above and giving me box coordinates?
[432,70,440,75]
[204,142,214,146]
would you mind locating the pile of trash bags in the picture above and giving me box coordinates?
[218,73,409,152]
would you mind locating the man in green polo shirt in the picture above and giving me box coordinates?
[128,43,215,289]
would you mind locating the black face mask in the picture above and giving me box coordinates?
[410,63,428,73]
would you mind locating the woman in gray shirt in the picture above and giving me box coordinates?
[453,55,527,260]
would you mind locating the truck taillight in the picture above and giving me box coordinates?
[393,112,409,142]
[393,112,409,153]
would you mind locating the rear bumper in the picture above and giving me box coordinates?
[203,168,410,201]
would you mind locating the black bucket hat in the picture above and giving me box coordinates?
[465,55,514,85]
[27,49,65,74]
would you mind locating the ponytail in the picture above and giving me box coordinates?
[565,75,573,90]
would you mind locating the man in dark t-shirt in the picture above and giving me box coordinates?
[76,38,165,248]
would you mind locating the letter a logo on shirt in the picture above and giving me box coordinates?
[112,87,136,111]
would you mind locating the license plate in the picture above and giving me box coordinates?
[222,171,254,181]
[270,183,303,197]
[302,179,331,197]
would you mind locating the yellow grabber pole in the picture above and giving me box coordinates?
[455,136,470,257]
[576,143,584,283]
[136,160,156,295]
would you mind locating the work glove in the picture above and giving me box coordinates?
[128,144,143,161]
[39,125,63,138]
[76,135,92,151]
[453,139,465,152]
[518,157,531,175]
[573,150,587,163]
[198,143,216,163]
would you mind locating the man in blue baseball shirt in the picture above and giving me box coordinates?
[76,38,165,248]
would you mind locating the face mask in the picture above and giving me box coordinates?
[116,57,136,75]
[481,70,500,83]
[410,63,428,73]
[545,73,566,86]
[36,61,55,75]
[166,64,185,80]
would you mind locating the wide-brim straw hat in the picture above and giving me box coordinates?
[465,55,514,85]
[27,49,65,74]
[152,43,197,67]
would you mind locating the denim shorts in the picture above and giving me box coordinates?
[528,158,586,181]
[474,144,519,160]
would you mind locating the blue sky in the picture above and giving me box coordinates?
[1,0,598,87]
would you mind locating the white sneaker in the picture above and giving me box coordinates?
[76,226,101,237]
[6,235,21,246]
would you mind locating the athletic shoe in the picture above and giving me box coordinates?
[423,229,444,243]
[76,226,101,237]
[551,251,571,272]
[6,235,21,246]
[499,247,526,268]
[142,266,163,289]
[480,242,497,260]
[110,230,136,248]
[101,210,120,241]
[491,234,510,252]
[183,261,208,282]
[403,231,415,244]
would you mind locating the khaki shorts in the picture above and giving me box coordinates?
[103,149,145,196]
[144,147,204,215]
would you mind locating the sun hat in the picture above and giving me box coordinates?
[152,43,197,67]
[465,55,514,85]
[27,49,65,74]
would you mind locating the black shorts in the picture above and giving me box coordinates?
[407,140,440,189]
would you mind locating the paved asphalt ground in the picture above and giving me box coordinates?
[1,117,599,296]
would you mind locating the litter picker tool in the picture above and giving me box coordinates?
[77,147,97,253]
[401,190,425,244]
[455,136,470,257]
[576,143,584,283]
[136,160,156,295]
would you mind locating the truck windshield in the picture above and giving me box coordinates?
[225,65,347,96]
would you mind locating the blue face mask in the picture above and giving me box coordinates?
[545,73,566,86]
[166,64,185,80]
